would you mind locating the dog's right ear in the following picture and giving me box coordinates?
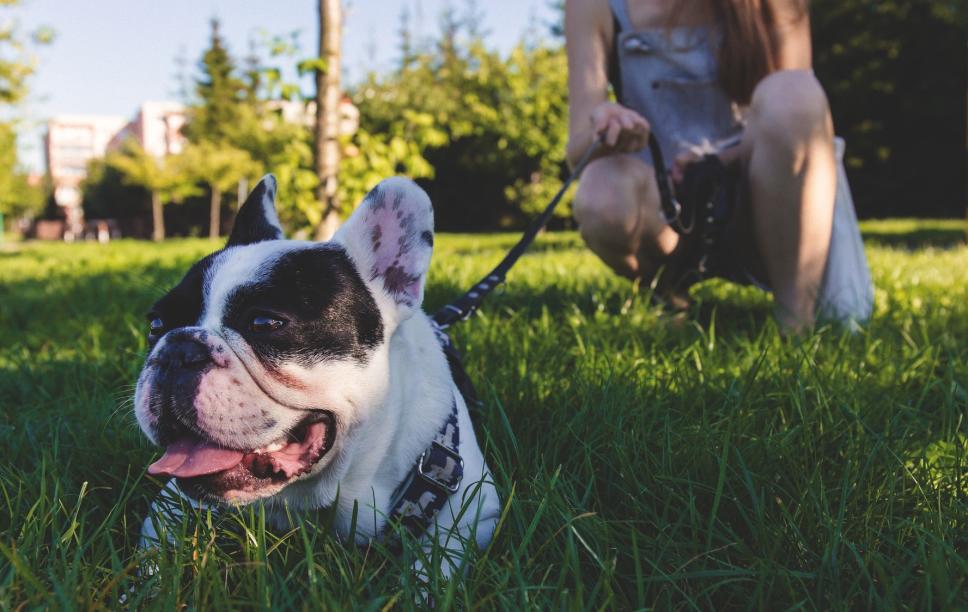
[227,175,284,247]
[333,177,434,324]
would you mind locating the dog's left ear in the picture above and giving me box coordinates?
[334,177,434,321]
[227,175,284,247]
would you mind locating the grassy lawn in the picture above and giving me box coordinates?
[0,219,965,609]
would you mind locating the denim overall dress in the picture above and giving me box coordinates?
[608,0,874,324]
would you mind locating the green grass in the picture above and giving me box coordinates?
[0,219,966,609]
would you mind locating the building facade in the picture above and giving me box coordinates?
[43,98,358,239]
[107,101,188,158]
[44,102,190,238]
[44,114,127,237]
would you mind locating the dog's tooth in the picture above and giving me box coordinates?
[252,440,284,454]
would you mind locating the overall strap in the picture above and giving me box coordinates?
[608,0,633,31]
[608,7,624,102]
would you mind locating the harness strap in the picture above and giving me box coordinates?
[386,399,463,537]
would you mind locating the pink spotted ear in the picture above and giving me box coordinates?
[334,177,434,318]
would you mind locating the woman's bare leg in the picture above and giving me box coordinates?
[573,154,679,281]
[744,70,837,332]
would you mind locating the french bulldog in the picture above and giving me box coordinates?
[134,175,500,575]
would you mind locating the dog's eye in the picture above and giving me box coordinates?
[250,315,286,333]
[148,318,164,338]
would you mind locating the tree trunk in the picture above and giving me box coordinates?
[151,191,165,241]
[314,0,343,241]
[209,187,222,239]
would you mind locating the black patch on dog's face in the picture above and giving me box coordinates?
[148,252,220,343]
[223,246,384,366]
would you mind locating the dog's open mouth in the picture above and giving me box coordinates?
[146,412,335,501]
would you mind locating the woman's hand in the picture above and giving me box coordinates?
[590,102,650,154]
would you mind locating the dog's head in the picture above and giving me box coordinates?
[133,175,434,505]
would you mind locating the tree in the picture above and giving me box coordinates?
[181,141,260,238]
[0,1,52,105]
[177,25,322,237]
[314,0,343,240]
[0,1,52,228]
[353,28,570,231]
[183,18,246,145]
[0,122,43,220]
[80,158,150,226]
[397,3,415,69]
[106,141,198,241]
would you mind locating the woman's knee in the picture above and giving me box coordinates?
[573,157,650,242]
[750,70,832,145]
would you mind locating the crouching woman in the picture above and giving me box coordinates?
[565,0,873,331]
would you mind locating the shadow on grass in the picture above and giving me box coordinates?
[425,278,623,320]
[0,261,190,363]
[862,226,966,250]
[427,275,775,341]
[440,235,586,258]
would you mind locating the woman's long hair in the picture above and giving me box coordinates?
[706,0,808,105]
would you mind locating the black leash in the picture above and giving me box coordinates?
[648,133,691,235]
[431,137,603,329]
[396,132,732,543]
[431,130,729,329]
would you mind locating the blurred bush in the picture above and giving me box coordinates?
[354,38,569,231]
[811,0,966,219]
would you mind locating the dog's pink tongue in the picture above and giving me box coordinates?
[147,437,244,479]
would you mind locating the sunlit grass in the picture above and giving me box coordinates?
[0,219,965,608]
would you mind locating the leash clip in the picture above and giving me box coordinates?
[436,304,465,329]
[661,198,682,225]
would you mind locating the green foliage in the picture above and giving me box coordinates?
[105,140,198,204]
[82,21,324,236]
[181,141,260,195]
[353,36,570,230]
[0,0,52,105]
[181,24,322,235]
[182,19,247,145]
[260,123,320,233]
[0,221,965,607]
[0,122,43,219]
[180,141,261,237]
[0,0,51,224]
[80,157,149,220]
[811,0,966,218]
[337,129,434,215]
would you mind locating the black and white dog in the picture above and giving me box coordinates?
[134,176,500,574]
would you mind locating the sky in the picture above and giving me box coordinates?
[15,0,557,171]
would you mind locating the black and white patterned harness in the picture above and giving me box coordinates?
[383,324,476,538]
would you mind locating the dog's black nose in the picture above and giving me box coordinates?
[157,337,212,370]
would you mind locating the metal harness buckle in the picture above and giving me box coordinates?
[417,441,463,495]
